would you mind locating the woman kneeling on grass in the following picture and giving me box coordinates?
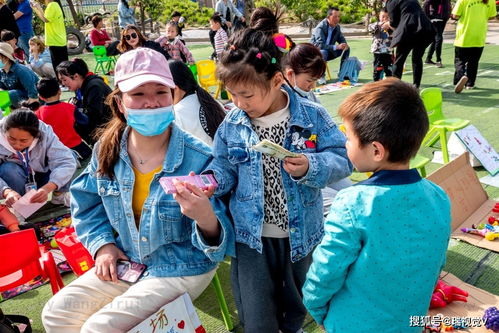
[42,47,234,332]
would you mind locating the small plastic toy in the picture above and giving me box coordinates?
[483,306,499,331]
[430,280,469,309]
[461,223,499,241]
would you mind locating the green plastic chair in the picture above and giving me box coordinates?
[410,154,431,177]
[189,64,198,83]
[211,271,233,331]
[0,90,11,117]
[420,88,470,163]
[92,46,116,74]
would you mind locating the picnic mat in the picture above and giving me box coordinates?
[0,214,73,301]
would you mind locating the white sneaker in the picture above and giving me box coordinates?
[51,192,71,207]
[317,77,327,85]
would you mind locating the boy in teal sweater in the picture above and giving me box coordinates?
[303,78,451,332]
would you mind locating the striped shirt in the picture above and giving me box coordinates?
[214,28,228,58]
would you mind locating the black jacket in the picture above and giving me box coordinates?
[0,5,20,37]
[387,0,435,47]
[423,0,452,21]
[144,40,171,60]
[80,74,112,144]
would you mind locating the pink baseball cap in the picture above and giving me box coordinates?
[114,47,175,92]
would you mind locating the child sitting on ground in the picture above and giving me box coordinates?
[155,21,195,64]
[368,8,393,81]
[28,36,55,78]
[35,78,92,160]
[209,14,228,61]
[302,78,451,332]
[1,30,25,64]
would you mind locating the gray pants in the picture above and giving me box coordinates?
[231,238,313,333]
[29,63,56,79]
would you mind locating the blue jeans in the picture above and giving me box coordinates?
[0,161,55,195]
[18,30,34,58]
[320,48,350,67]
[8,89,28,108]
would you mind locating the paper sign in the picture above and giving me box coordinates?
[455,125,499,176]
[12,189,46,218]
[127,293,205,333]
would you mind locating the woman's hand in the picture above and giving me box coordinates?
[283,154,309,178]
[172,178,220,239]
[3,189,21,208]
[94,243,129,283]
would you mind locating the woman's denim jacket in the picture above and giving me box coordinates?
[70,125,235,278]
[207,86,353,262]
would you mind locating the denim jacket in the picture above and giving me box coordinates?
[71,125,235,279]
[207,85,352,262]
[0,62,39,99]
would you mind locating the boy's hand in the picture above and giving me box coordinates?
[283,154,309,178]
[173,180,220,239]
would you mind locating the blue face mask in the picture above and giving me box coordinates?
[0,61,4,70]
[126,106,174,136]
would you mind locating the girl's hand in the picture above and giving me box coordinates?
[3,189,21,208]
[30,187,50,203]
[94,243,129,283]
[283,154,309,178]
[172,179,220,239]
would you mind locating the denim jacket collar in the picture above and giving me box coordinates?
[225,85,314,130]
[118,124,185,173]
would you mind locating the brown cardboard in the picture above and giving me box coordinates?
[428,272,499,332]
[427,153,499,252]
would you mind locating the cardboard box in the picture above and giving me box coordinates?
[427,153,499,252]
[428,272,499,332]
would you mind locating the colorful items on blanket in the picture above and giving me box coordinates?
[429,280,468,309]
[314,81,360,95]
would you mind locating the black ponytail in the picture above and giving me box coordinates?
[168,60,226,139]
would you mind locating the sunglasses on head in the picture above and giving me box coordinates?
[125,32,138,40]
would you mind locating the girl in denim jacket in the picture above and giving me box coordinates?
[206,29,352,332]
[42,48,234,332]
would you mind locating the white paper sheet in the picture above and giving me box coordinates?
[12,189,46,218]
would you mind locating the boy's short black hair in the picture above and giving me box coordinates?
[37,78,60,99]
[380,7,388,13]
[338,78,429,163]
[171,11,181,18]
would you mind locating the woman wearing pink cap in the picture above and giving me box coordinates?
[42,47,235,332]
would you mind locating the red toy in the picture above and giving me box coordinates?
[430,280,469,309]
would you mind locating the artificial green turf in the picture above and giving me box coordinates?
[2,38,498,332]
